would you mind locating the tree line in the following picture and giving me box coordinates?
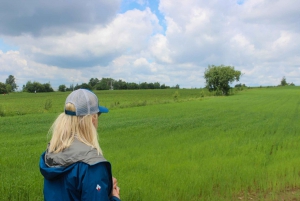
[22,81,54,93]
[0,65,241,95]
[58,78,178,92]
[1,65,295,95]
[0,75,179,94]
[0,77,55,94]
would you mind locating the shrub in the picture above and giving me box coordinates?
[200,90,205,97]
[58,85,66,92]
[0,105,4,117]
[173,91,180,101]
[44,99,52,110]
[214,89,223,96]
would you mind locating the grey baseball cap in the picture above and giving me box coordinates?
[64,89,108,116]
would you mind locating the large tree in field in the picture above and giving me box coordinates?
[5,75,18,91]
[280,76,288,86]
[0,82,7,94]
[204,65,242,95]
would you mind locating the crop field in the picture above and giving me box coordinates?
[0,87,300,201]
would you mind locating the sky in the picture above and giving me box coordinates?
[0,0,299,90]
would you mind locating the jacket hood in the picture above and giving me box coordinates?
[40,138,107,180]
[40,153,75,180]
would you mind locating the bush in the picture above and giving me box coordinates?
[58,85,66,92]
[0,105,5,117]
[23,81,54,93]
[0,82,7,94]
[173,91,180,101]
[214,89,223,96]
[44,99,52,110]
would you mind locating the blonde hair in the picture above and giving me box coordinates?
[48,103,102,155]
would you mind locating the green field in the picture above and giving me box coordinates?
[0,87,300,200]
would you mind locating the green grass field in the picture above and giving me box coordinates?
[0,87,300,200]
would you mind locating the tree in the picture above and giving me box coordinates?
[5,75,18,91]
[74,84,80,90]
[80,83,92,90]
[148,82,154,89]
[68,84,74,91]
[153,82,160,89]
[174,84,180,89]
[6,84,12,93]
[58,85,66,92]
[95,78,113,90]
[139,82,148,89]
[23,81,54,93]
[43,83,54,92]
[280,76,288,86]
[115,79,127,90]
[72,83,92,90]
[127,82,139,89]
[89,78,100,88]
[0,82,7,94]
[204,65,242,95]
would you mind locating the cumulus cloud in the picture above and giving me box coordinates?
[154,0,300,86]
[0,0,299,88]
[0,0,121,36]
[0,50,104,89]
[242,0,300,28]
[4,8,161,68]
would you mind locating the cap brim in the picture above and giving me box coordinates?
[99,106,109,113]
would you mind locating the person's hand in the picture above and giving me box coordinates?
[112,177,120,199]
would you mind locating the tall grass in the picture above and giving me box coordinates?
[0,87,299,200]
[0,89,214,116]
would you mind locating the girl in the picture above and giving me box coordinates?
[39,89,121,201]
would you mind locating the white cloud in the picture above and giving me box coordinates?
[0,0,120,36]
[0,50,93,89]
[4,8,161,69]
[155,0,300,86]
[1,0,300,89]
[149,34,172,63]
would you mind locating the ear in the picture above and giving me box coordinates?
[92,114,98,127]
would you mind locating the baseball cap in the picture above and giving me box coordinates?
[64,89,109,116]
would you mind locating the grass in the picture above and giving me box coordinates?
[0,89,212,116]
[0,87,300,200]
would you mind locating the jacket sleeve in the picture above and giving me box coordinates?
[80,162,121,201]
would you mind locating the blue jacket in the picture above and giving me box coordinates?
[39,139,121,201]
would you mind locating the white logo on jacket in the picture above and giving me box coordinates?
[96,184,101,191]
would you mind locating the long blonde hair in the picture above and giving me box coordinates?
[48,103,102,155]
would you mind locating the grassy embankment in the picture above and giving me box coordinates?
[0,87,300,200]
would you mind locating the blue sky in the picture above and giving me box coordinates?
[0,39,18,52]
[237,0,246,5]
[120,0,166,32]
[0,0,299,90]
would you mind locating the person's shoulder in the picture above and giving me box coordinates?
[88,160,112,172]
[77,161,112,182]
[45,139,109,167]
[69,138,109,165]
